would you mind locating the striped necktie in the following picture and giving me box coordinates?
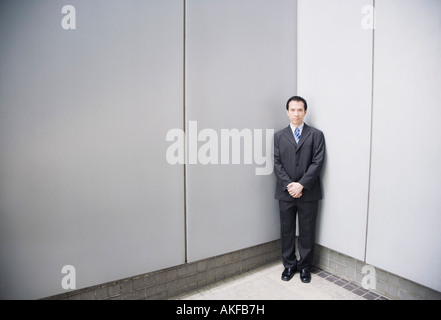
[294,127,300,144]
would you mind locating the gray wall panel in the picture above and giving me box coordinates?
[0,0,185,299]
[186,0,297,262]
[297,0,373,260]
[367,0,441,291]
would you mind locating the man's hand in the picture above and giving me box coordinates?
[287,182,304,199]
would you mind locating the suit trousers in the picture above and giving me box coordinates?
[279,199,318,270]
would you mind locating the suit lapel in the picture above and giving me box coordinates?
[283,126,297,148]
[296,123,311,152]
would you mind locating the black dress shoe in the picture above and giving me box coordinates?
[281,267,296,281]
[300,268,311,283]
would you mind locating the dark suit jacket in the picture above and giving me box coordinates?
[274,123,325,202]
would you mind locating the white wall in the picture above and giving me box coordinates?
[367,0,441,291]
[297,0,373,261]
[298,0,441,292]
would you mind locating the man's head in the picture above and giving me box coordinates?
[286,96,307,127]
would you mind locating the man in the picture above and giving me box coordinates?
[274,96,325,283]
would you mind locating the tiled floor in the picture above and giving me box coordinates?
[172,261,389,300]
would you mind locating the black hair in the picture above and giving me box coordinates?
[286,96,308,111]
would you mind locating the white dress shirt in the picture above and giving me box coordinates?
[290,122,304,142]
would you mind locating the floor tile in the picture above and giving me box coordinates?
[172,261,390,300]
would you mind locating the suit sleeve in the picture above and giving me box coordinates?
[299,131,325,191]
[274,132,292,191]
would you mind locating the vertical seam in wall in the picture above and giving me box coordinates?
[295,0,298,94]
[364,0,375,263]
[183,0,188,263]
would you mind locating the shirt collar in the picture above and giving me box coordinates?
[290,122,305,134]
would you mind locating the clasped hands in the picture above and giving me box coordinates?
[287,182,304,199]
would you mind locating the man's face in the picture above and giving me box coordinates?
[287,100,306,127]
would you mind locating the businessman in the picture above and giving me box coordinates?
[274,96,325,283]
